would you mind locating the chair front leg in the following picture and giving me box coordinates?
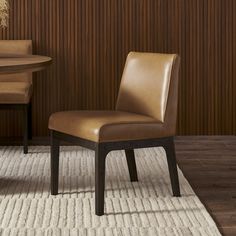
[125,149,138,182]
[95,144,108,216]
[51,131,60,195]
[163,137,181,197]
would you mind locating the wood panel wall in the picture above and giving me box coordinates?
[0,0,235,137]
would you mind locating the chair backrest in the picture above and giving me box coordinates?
[116,52,180,125]
[0,40,32,83]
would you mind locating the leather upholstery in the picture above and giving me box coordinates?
[116,52,177,122]
[0,82,32,104]
[0,40,33,104]
[49,111,163,142]
[0,40,32,83]
[49,52,180,142]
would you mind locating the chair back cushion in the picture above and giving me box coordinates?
[0,40,32,83]
[116,52,180,123]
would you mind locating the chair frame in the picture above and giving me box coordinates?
[0,102,32,154]
[50,130,181,216]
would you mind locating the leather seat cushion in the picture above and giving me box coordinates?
[49,111,171,143]
[0,82,32,104]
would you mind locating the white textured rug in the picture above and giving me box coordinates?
[0,146,221,236]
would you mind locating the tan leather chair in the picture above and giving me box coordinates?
[49,52,181,216]
[0,40,33,154]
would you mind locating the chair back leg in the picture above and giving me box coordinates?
[164,137,181,197]
[27,102,32,140]
[125,149,138,182]
[23,105,29,154]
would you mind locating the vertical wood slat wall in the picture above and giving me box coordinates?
[0,0,235,137]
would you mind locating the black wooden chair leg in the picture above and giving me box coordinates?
[95,145,107,216]
[164,137,181,197]
[27,102,32,140]
[125,149,138,182]
[51,131,60,195]
[23,105,28,154]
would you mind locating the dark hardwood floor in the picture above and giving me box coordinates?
[0,136,235,235]
[175,136,236,236]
